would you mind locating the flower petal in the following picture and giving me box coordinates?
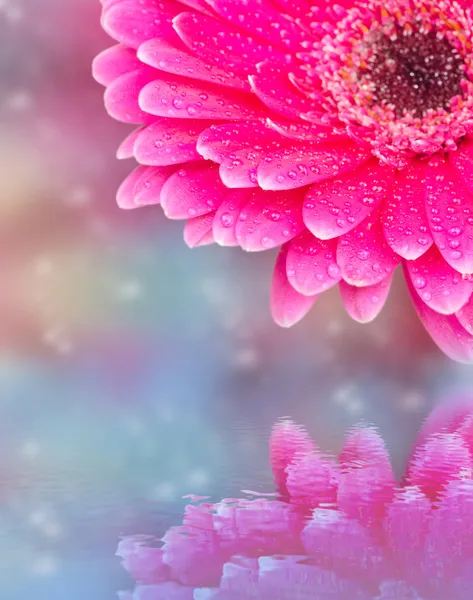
[303,159,393,240]
[102,0,181,49]
[160,163,228,219]
[457,294,473,335]
[116,165,149,209]
[173,11,288,75]
[381,161,433,260]
[138,39,250,91]
[257,142,370,191]
[336,210,400,286]
[285,231,341,295]
[235,188,305,251]
[213,189,252,246]
[116,165,175,209]
[206,0,308,52]
[134,119,213,166]
[184,213,216,248]
[450,136,473,195]
[339,275,392,323]
[266,118,347,144]
[104,67,158,124]
[406,245,472,315]
[197,121,290,188]
[425,157,473,274]
[117,127,143,159]
[406,268,473,363]
[250,66,316,121]
[270,246,317,327]
[92,44,141,86]
[139,73,266,120]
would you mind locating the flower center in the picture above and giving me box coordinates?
[366,28,466,118]
[316,0,473,163]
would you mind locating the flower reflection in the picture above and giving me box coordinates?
[118,399,473,599]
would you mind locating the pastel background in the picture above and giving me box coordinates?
[2,1,473,599]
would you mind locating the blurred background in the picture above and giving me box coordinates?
[1,1,473,598]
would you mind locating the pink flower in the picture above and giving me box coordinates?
[118,399,473,599]
[94,0,473,362]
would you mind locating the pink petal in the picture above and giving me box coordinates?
[457,294,473,334]
[381,162,433,260]
[425,157,473,274]
[138,39,250,91]
[104,68,158,124]
[92,45,141,86]
[406,432,472,501]
[257,142,370,191]
[177,0,215,15]
[286,451,339,508]
[197,121,289,188]
[285,231,341,296]
[270,246,317,327]
[101,0,181,49]
[117,165,175,209]
[206,0,308,52]
[250,67,317,122]
[269,420,316,499]
[235,188,305,251]
[339,275,393,323]
[116,165,147,209]
[272,0,312,17]
[197,121,282,161]
[303,159,393,240]
[160,163,228,219]
[174,11,288,76]
[336,210,400,286]
[139,73,266,120]
[406,245,472,315]
[212,189,251,247]
[406,269,473,363]
[198,122,288,187]
[184,213,216,248]
[266,118,346,144]
[117,127,143,159]
[133,165,176,207]
[450,135,473,195]
[134,119,213,166]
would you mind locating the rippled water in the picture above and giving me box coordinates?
[0,344,469,600]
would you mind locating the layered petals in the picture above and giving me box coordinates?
[96,0,473,363]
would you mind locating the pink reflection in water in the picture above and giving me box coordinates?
[118,400,473,599]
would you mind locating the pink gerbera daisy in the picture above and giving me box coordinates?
[94,0,473,362]
[117,398,473,599]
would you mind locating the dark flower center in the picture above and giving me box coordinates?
[366,28,466,118]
